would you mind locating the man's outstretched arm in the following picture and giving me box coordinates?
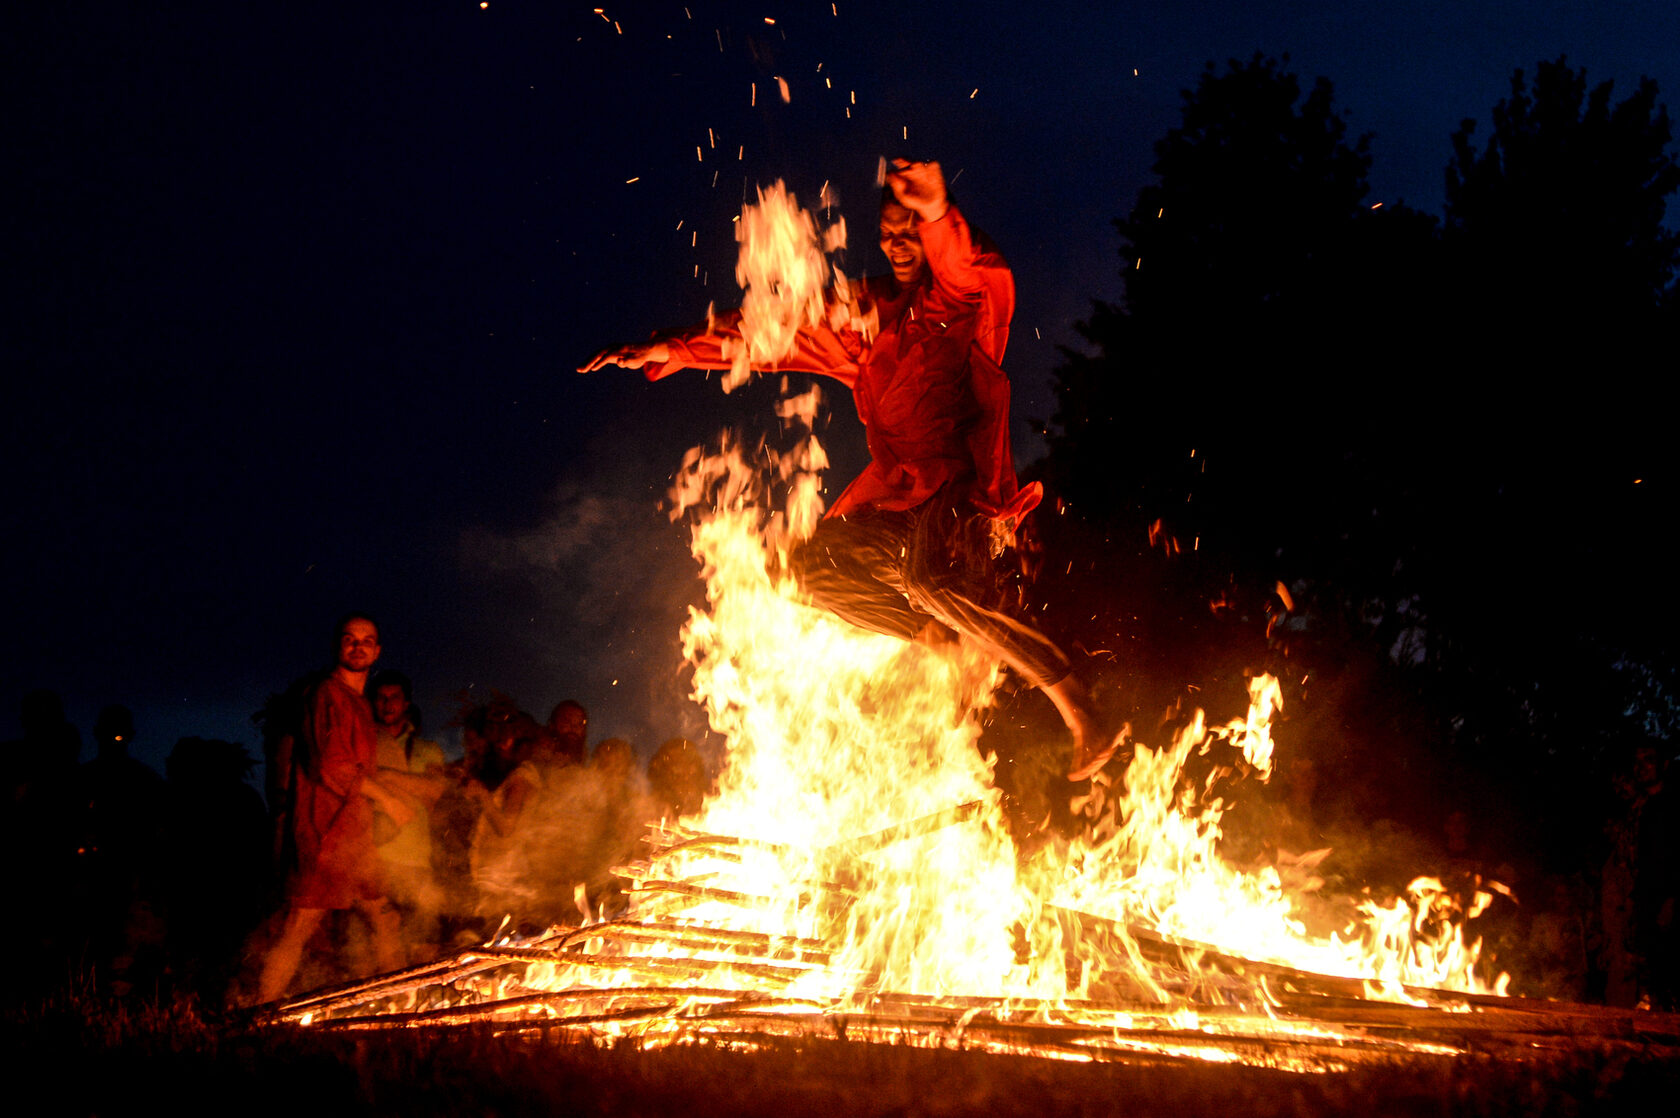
[578,309,861,387]
[578,341,670,374]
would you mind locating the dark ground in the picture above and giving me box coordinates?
[10,985,1678,1118]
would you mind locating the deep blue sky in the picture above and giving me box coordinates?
[7,1,1677,778]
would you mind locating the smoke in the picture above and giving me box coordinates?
[463,485,620,574]
[457,466,712,755]
[469,762,659,930]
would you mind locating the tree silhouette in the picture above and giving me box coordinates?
[1446,57,1679,317]
[1025,58,1447,820]
[1423,59,1680,864]
[1046,56,1438,566]
[1043,53,1445,652]
[1037,54,1680,874]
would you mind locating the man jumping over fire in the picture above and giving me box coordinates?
[581,159,1122,781]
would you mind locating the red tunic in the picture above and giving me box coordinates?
[643,205,1042,524]
[288,675,384,909]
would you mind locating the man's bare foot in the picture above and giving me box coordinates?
[1042,671,1129,780]
[1067,725,1129,782]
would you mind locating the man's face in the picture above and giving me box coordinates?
[374,684,408,728]
[551,706,587,747]
[878,202,925,286]
[337,619,381,674]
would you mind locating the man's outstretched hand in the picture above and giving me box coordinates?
[886,159,949,224]
[578,341,670,373]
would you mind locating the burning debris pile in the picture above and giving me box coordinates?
[268,184,1677,1070]
[264,393,1653,1068]
[264,804,1679,1069]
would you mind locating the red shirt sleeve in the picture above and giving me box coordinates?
[916,206,1014,363]
[917,207,1036,522]
[641,307,864,390]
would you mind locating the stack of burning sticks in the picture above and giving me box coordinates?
[264,804,1680,1070]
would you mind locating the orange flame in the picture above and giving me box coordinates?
[651,185,1508,1005]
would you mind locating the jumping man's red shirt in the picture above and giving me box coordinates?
[641,205,1042,525]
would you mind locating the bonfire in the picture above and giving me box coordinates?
[266,184,1678,1072]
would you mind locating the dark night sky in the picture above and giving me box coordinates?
[7,1,1678,779]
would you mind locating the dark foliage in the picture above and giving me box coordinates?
[1040,54,1680,890]
[1447,56,1680,314]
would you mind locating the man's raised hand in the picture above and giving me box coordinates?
[886,159,949,223]
[578,341,670,373]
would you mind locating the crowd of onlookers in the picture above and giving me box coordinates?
[1,649,713,1007]
[248,644,715,1004]
[3,610,1675,1010]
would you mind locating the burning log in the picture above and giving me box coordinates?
[819,799,986,857]
[556,917,831,963]
[312,986,761,1031]
[539,951,811,985]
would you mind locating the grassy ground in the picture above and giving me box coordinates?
[7,985,1676,1118]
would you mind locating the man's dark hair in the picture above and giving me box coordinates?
[334,611,380,639]
[370,669,412,704]
[549,699,587,725]
[371,669,423,744]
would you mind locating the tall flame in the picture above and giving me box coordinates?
[644,181,1509,1005]
[721,181,874,392]
[662,388,1504,1006]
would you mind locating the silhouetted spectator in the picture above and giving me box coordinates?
[586,738,649,919]
[467,716,544,932]
[76,704,164,994]
[429,706,489,946]
[648,738,709,821]
[370,670,447,963]
[253,673,324,871]
[2,689,84,990]
[547,700,589,768]
[1526,874,1589,1001]
[591,738,635,783]
[162,736,268,999]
